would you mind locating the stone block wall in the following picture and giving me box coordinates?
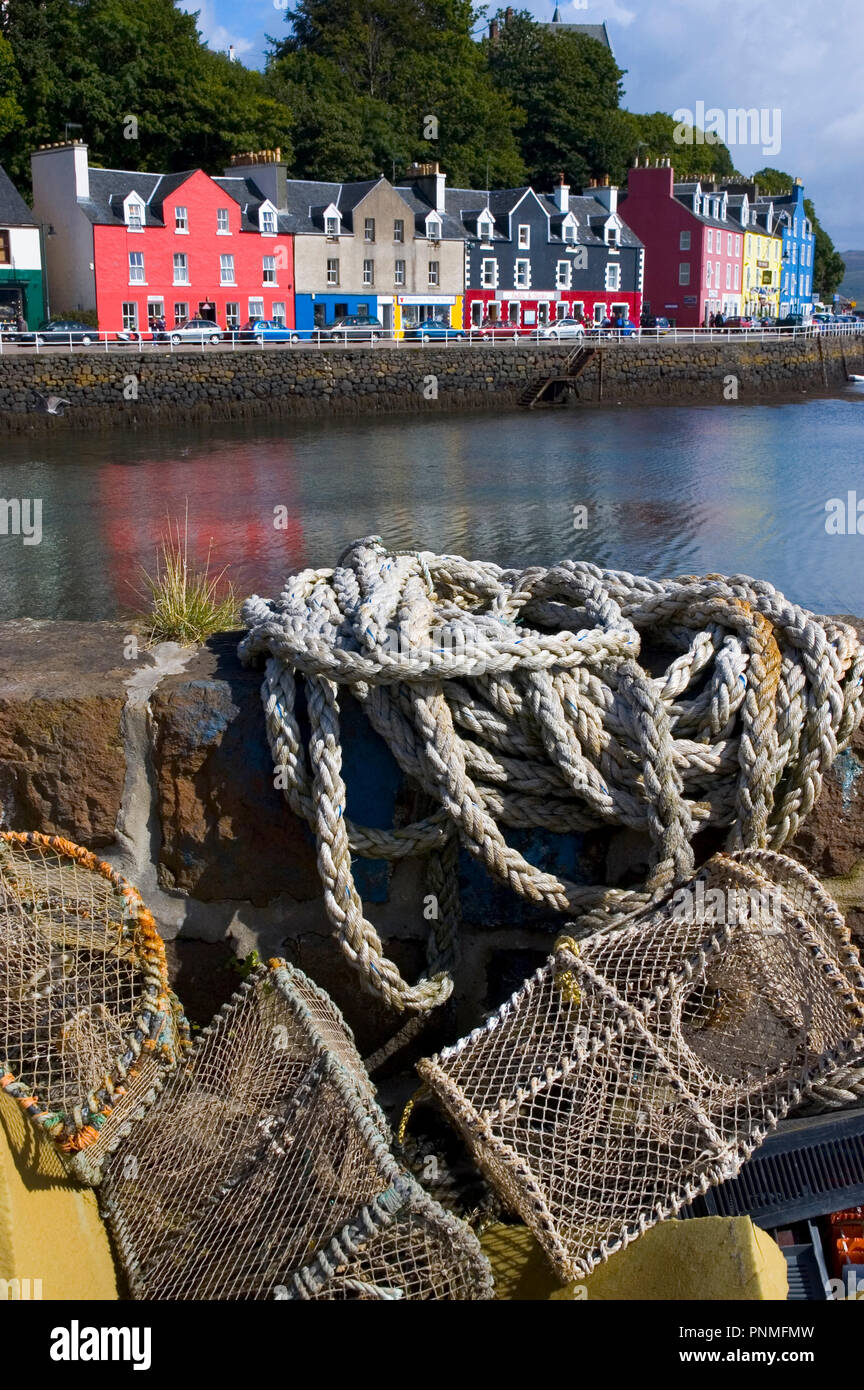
[0,334,861,434]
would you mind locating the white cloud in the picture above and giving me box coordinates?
[596,1,636,26]
[599,0,864,246]
[177,0,255,57]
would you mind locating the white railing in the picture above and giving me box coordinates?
[0,321,861,355]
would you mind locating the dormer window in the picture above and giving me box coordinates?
[260,207,277,235]
[605,223,619,246]
[325,216,339,236]
[478,215,494,242]
[124,194,145,231]
[426,214,442,241]
[562,216,578,244]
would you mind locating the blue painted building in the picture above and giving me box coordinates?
[755,179,816,318]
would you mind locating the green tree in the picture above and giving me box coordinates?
[0,36,25,147]
[809,203,845,301]
[627,111,736,182]
[1,0,292,184]
[267,0,525,186]
[483,9,632,188]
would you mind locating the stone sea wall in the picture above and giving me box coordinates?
[1,619,862,1058]
[0,334,862,433]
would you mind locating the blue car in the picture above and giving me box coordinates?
[405,317,466,341]
[236,318,295,344]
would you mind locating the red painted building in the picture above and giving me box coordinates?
[619,163,743,327]
[31,143,295,333]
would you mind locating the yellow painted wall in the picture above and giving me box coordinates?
[481,1216,789,1301]
[744,231,782,316]
[0,1092,119,1300]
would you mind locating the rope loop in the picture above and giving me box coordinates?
[240,540,864,1014]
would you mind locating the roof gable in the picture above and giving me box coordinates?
[0,166,37,226]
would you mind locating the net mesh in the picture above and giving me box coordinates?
[0,831,189,1180]
[418,850,864,1282]
[99,959,493,1300]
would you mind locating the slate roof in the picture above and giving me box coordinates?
[672,182,745,234]
[275,178,392,235]
[385,181,465,240]
[71,166,295,234]
[548,12,612,49]
[434,184,643,248]
[0,166,37,226]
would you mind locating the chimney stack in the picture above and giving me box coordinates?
[594,181,618,215]
[404,160,447,213]
[554,171,570,213]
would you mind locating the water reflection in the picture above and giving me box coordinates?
[1,394,862,619]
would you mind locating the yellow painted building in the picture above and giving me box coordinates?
[743,224,782,319]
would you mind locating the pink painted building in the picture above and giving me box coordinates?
[619,162,743,327]
[31,142,295,333]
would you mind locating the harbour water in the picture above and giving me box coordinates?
[2,390,863,621]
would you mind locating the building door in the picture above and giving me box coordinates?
[198,300,216,320]
[471,300,483,328]
[0,288,22,326]
[380,303,393,332]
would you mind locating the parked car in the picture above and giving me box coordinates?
[231,318,294,344]
[476,321,526,339]
[321,314,385,343]
[404,317,466,342]
[721,316,755,331]
[18,318,98,346]
[169,317,223,345]
[777,313,809,332]
[535,316,586,340]
[640,314,671,335]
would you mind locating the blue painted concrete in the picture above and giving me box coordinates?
[294,293,379,334]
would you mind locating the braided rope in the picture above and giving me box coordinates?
[240,538,864,1015]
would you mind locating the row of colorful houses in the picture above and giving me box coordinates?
[0,144,818,335]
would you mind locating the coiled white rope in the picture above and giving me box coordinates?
[240,537,864,1015]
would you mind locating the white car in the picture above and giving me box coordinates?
[170,318,223,345]
[535,317,586,340]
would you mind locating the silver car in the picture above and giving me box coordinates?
[535,316,586,340]
[170,317,223,345]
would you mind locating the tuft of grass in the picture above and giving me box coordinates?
[138,503,238,646]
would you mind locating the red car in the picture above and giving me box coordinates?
[720,316,754,331]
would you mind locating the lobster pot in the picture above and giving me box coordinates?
[0,832,189,1183]
[99,960,493,1301]
[418,851,864,1283]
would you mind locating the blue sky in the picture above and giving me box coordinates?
[180,0,864,248]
